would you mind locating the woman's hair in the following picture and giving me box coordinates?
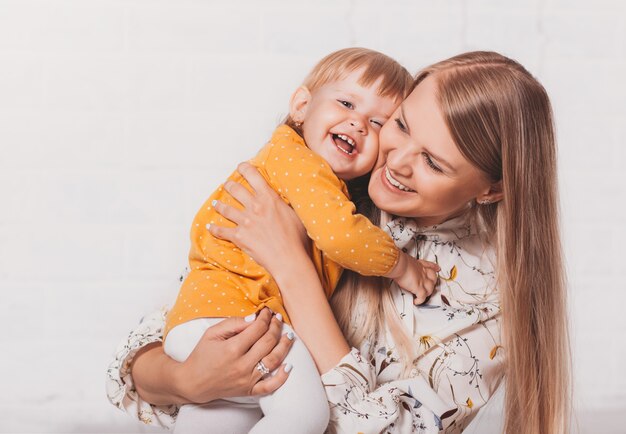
[283,47,413,135]
[331,51,571,434]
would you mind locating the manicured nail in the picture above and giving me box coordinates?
[244,313,257,323]
[275,313,283,322]
[286,331,294,340]
[211,199,217,207]
[284,363,293,373]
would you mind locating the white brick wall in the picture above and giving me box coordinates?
[1,0,624,432]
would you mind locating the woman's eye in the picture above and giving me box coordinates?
[422,153,443,173]
[394,118,407,132]
[338,100,354,109]
[370,119,384,128]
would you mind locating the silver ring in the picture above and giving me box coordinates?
[255,361,270,376]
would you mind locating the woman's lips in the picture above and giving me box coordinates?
[380,166,415,193]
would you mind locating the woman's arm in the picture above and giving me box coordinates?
[209,163,350,373]
[208,164,480,433]
[137,309,293,404]
[106,307,294,426]
[131,342,188,406]
[269,243,351,373]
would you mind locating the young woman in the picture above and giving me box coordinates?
[107,51,570,434]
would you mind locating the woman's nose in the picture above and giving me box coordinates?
[386,143,415,175]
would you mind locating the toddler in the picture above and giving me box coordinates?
[164,48,439,434]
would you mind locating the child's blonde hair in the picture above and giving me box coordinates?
[284,47,413,135]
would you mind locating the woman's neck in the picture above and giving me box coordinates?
[411,205,471,228]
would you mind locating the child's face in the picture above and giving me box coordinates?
[291,69,400,181]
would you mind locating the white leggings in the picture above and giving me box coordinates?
[164,318,330,434]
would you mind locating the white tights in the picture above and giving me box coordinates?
[165,318,330,434]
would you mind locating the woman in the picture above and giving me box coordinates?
[107,51,570,433]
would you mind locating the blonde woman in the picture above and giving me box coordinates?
[107,51,570,433]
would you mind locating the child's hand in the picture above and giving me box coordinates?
[386,252,440,305]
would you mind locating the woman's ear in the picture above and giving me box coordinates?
[289,86,311,124]
[476,180,504,205]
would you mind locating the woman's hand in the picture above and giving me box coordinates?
[132,309,294,405]
[208,163,351,373]
[208,162,310,275]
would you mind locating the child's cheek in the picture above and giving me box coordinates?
[365,138,380,173]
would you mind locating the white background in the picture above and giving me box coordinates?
[0,0,625,432]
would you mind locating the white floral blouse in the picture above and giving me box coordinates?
[106,214,504,433]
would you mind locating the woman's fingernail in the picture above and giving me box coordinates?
[211,199,217,207]
[244,313,257,323]
[275,313,283,322]
[284,363,293,373]
[287,331,294,340]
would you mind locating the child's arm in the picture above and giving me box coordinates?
[263,138,398,276]
[264,139,440,299]
[385,252,441,304]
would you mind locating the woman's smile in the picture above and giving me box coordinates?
[383,166,415,192]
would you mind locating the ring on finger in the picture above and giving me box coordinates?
[255,360,270,377]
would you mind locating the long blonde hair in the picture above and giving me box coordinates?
[331,51,571,434]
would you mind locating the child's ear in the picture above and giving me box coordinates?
[289,86,311,123]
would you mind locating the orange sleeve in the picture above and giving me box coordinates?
[263,133,399,276]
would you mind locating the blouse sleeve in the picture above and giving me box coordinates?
[321,349,449,434]
[105,307,178,429]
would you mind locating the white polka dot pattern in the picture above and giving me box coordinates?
[165,125,399,338]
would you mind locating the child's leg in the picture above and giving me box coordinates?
[165,318,263,432]
[251,325,330,434]
[173,401,263,434]
[164,317,221,362]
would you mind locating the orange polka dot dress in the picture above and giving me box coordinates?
[165,125,399,339]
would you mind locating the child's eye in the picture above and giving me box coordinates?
[370,119,384,128]
[422,153,443,173]
[395,118,407,132]
[338,100,354,109]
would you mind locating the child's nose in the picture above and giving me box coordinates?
[350,119,365,134]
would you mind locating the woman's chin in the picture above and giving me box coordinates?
[370,189,406,216]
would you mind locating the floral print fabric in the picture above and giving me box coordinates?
[105,214,503,433]
[106,307,177,429]
[322,215,503,433]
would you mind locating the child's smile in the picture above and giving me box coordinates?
[290,69,400,181]
[331,133,356,156]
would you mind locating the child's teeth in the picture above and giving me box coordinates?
[338,134,355,146]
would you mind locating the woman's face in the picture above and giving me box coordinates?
[368,75,494,226]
